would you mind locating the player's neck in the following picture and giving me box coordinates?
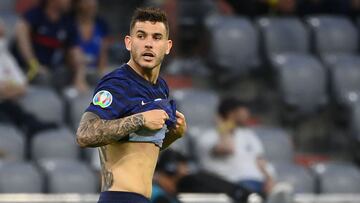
[127,60,160,84]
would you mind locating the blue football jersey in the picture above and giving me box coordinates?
[86,64,176,147]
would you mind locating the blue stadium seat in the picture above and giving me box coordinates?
[171,88,219,127]
[39,159,98,193]
[17,86,64,124]
[312,161,360,193]
[253,127,294,163]
[0,124,25,161]
[31,127,79,162]
[274,162,315,194]
[0,161,43,193]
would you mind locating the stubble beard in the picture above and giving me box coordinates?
[132,51,164,71]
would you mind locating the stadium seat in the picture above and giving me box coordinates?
[177,0,214,54]
[165,57,211,78]
[0,0,15,12]
[328,55,360,106]
[206,15,260,81]
[350,102,360,141]
[31,127,79,161]
[39,159,98,193]
[171,88,219,127]
[0,124,25,161]
[253,127,294,163]
[17,86,64,124]
[0,161,43,193]
[84,148,100,171]
[274,162,316,194]
[312,161,360,193]
[257,16,309,61]
[272,54,327,115]
[306,15,358,65]
[63,88,93,129]
[0,11,18,39]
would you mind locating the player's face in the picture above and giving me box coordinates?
[125,21,172,70]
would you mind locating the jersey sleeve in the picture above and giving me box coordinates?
[85,78,132,120]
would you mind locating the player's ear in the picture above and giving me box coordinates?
[124,35,131,51]
[165,40,172,55]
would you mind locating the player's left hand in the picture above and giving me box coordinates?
[170,111,187,138]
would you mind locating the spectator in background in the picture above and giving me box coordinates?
[0,18,56,137]
[13,0,88,91]
[221,0,297,16]
[151,150,189,203]
[194,97,274,197]
[73,0,110,79]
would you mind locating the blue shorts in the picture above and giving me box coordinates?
[238,180,264,194]
[98,191,150,203]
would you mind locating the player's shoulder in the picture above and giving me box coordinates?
[97,64,132,87]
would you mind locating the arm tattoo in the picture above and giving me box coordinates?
[76,112,145,147]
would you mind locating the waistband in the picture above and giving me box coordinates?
[98,191,150,203]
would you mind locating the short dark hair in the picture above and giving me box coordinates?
[130,7,169,36]
[218,97,248,119]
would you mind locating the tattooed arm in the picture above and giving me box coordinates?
[76,109,169,148]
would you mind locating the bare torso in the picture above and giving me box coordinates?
[99,142,159,198]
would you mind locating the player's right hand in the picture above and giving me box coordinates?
[141,109,169,130]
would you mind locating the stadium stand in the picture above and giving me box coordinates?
[31,127,80,162]
[271,54,328,116]
[0,124,24,161]
[17,86,65,124]
[312,161,360,194]
[0,161,43,193]
[257,16,310,63]
[63,89,93,130]
[273,162,316,194]
[39,159,98,193]
[306,15,359,66]
[171,88,219,127]
[206,15,260,84]
[253,127,294,163]
[328,55,360,106]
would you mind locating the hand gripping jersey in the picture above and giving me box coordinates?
[86,64,176,147]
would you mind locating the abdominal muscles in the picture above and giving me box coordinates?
[100,142,160,198]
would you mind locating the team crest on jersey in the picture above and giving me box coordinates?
[93,90,113,108]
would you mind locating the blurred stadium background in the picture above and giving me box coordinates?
[2,0,360,202]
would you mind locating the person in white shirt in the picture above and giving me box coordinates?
[0,19,27,100]
[0,18,56,138]
[195,97,274,196]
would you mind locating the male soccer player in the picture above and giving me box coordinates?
[76,7,187,203]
